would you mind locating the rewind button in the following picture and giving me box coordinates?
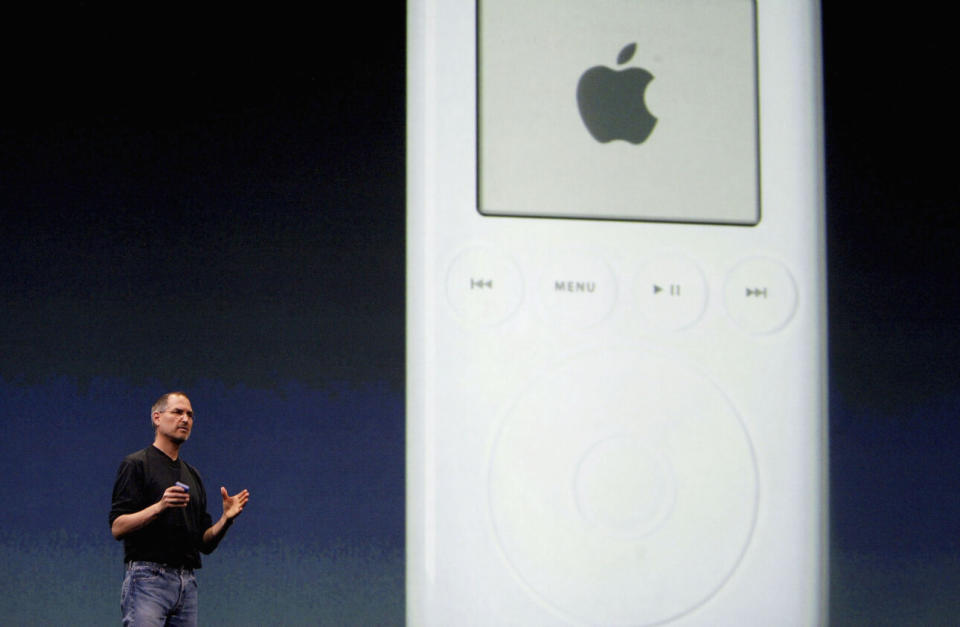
[447,246,523,326]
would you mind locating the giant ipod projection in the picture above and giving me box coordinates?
[413,0,819,623]
[1,2,958,625]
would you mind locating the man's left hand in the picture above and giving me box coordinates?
[221,487,250,520]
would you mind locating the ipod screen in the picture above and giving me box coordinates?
[478,0,759,225]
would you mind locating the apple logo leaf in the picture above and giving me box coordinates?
[617,43,637,65]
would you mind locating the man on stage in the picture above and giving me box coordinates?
[110,392,250,626]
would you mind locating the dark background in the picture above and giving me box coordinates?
[0,5,406,624]
[822,4,959,624]
[0,3,957,625]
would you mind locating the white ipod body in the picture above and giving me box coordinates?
[407,1,827,625]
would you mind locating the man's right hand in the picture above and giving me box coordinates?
[112,485,189,540]
[160,485,190,509]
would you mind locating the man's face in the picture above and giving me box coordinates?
[154,394,194,444]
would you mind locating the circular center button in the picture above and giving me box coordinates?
[574,434,676,539]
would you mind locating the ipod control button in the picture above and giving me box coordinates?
[574,434,676,539]
[724,257,798,334]
[537,251,617,328]
[635,254,707,330]
[446,246,524,325]
[488,347,757,626]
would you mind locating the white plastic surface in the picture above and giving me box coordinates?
[407,1,827,624]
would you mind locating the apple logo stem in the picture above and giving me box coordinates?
[577,43,657,144]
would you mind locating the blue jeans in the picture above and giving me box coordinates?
[121,561,199,626]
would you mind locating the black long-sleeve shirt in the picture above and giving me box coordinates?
[110,445,214,569]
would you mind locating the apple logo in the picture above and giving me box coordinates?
[576,43,657,144]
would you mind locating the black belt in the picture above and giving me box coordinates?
[126,560,195,573]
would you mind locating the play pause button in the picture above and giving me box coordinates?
[635,254,707,330]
